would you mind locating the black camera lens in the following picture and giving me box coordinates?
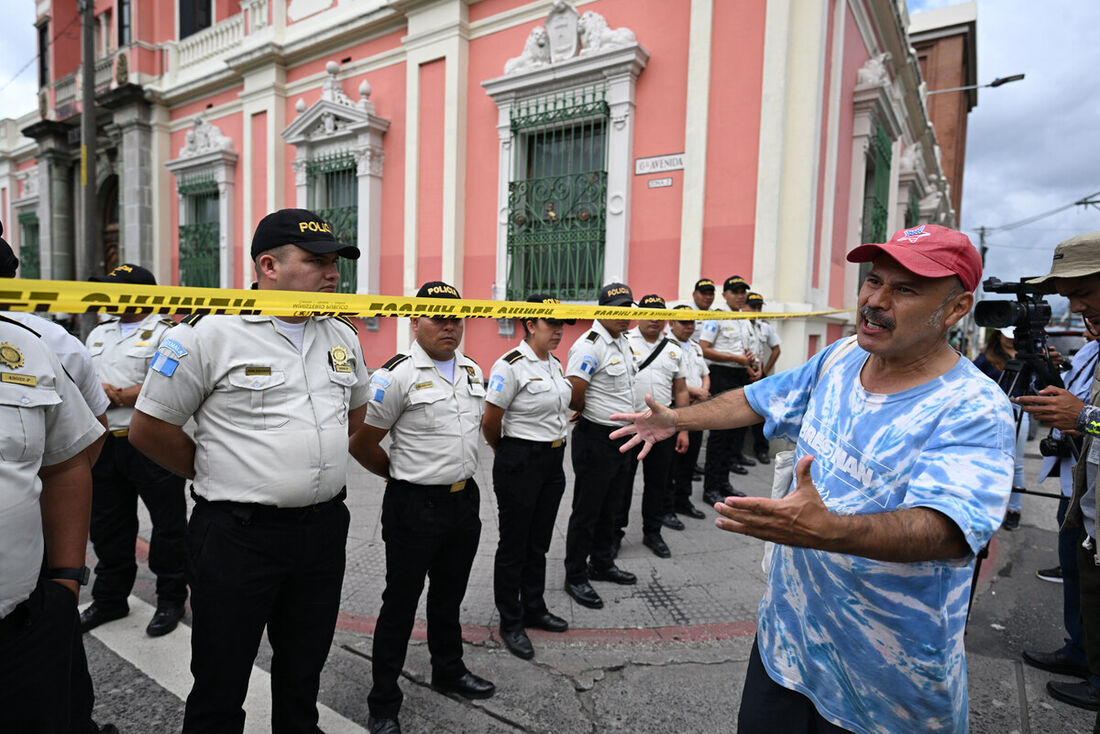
[1039,436,1062,457]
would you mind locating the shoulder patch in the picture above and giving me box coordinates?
[159,318,176,328]
[585,331,599,342]
[381,353,410,371]
[504,350,523,364]
[180,313,205,327]
[335,315,358,333]
[0,314,42,337]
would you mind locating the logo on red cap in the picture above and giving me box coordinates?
[897,225,931,244]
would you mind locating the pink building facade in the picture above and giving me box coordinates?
[0,0,959,369]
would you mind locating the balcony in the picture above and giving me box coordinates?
[176,14,244,69]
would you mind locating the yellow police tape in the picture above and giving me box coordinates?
[0,278,850,322]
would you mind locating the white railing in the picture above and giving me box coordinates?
[54,73,77,105]
[177,15,244,69]
[95,55,114,88]
[241,0,269,34]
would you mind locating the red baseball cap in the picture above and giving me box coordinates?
[846,224,982,292]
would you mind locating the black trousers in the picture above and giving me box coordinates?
[90,433,187,608]
[738,638,853,733]
[704,366,750,491]
[1058,499,1085,659]
[0,576,98,733]
[182,492,349,734]
[565,418,637,581]
[369,478,482,720]
[492,438,566,631]
[1077,530,1100,734]
[752,422,770,457]
[618,434,675,536]
[671,430,703,504]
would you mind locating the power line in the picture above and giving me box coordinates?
[0,12,82,96]
[987,190,1100,232]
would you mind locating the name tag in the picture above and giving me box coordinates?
[1,372,36,387]
[333,365,352,373]
[416,381,434,390]
[134,341,150,347]
[245,366,272,376]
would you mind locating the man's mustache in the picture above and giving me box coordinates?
[860,307,895,330]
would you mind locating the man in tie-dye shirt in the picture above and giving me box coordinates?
[611,225,1014,734]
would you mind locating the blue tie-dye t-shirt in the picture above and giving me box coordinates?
[743,339,1014,734]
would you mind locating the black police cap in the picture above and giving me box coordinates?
[251,208,360,261]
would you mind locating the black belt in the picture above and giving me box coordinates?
[709,363,748,371]
[190,486,347,522]
[576,417,625,434]
[389,477,473,494]
[500,436,566,449]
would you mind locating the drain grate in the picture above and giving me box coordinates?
[636,576,691,626]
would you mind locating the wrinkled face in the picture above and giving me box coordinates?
[638,319,666,340]
[413,315,464,360]
[1055,275,1100,324]
[693,289,715,310]
[856,254,970,360]
[669,319,695,341]
[259,245,340,293]
[723,288,748,310]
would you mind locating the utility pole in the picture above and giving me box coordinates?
[80,0,98,336]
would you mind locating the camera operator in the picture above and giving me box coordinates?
[1017,231,1100,716]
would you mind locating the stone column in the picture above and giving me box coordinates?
[101,84,155,267]
[22,120,74,281]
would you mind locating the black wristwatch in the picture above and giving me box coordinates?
[47,566,90,586]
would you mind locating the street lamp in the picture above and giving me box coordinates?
[927,74,1025,96]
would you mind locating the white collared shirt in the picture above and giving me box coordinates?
[87,313,176,430]
[626,328,689,407]
[486,339,571,442]
[565,320,638,426]
[136,314,368,507]
[699,304,759,367]
[365,340,485,485]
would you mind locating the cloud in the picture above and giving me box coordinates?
[0,2,42,120]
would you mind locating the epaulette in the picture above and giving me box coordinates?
[0,313,42,337]
[504,349,523,364]
[585,331,599,342]
[464,354,479,365]
[180,313,205,327]
[550,352,562,363]
[159,318,176,328]
[381,353,410,371]
[335,315,358,333]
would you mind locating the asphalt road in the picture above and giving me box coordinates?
[81,439,1095,733]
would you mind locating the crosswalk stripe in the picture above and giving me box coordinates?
[84,596,365,733]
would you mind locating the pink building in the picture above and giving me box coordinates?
[0,0,960,369]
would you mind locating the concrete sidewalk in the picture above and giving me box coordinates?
[100,437,1094,732]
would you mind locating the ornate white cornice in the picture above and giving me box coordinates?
[177,117,235,159]
[501,0,637,77]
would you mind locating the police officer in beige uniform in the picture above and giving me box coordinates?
[482,294,574,660]
[668,305,710,518]
[79,264,188,638]
[0,315,108,733]
[745,291,781,465]
[698,276,760,504]
[563,282,640,610]
[351,281,494,734]
[618,294,691,559]
[689,278,717,344]
[130,209,368,733]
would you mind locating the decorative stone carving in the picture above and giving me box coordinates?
[856,53,891,88]
[292,158,309,188]
[546,0,580,63]
[899,142,922,175]
[320,61,356,108]
[17,167,38,199]
[355,146,384,178]
[504,27,550,75]
[115,52,129,85]
[578,11,636,56]
[179,117,234,158]
[502,1,636,75]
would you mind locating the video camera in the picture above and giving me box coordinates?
[974,276,1065,457]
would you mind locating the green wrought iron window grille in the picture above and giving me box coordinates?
[905,187,920,228]
[506,86,609,302]
[861,122,892,245]
[307,151,358,294]
[18,211,40,279]
[179,175,220,288]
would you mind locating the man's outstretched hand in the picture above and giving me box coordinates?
[609,395,678,459]
[714,455,838,549]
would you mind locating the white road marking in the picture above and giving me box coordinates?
[84,596,365,733]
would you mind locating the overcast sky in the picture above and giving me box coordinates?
[2,1,1097,309]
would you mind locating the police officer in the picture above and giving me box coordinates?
[351,281,494,734]
[563,282,639,610]
[668,305,710,518]
[698,275,759,504]
[744,291,781,464]
[618,294,690,559]
[77,264,188,638]
[130,209,368,732]
[0,315,109,733]
[482,294,574,660]
[689,278,716,343]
